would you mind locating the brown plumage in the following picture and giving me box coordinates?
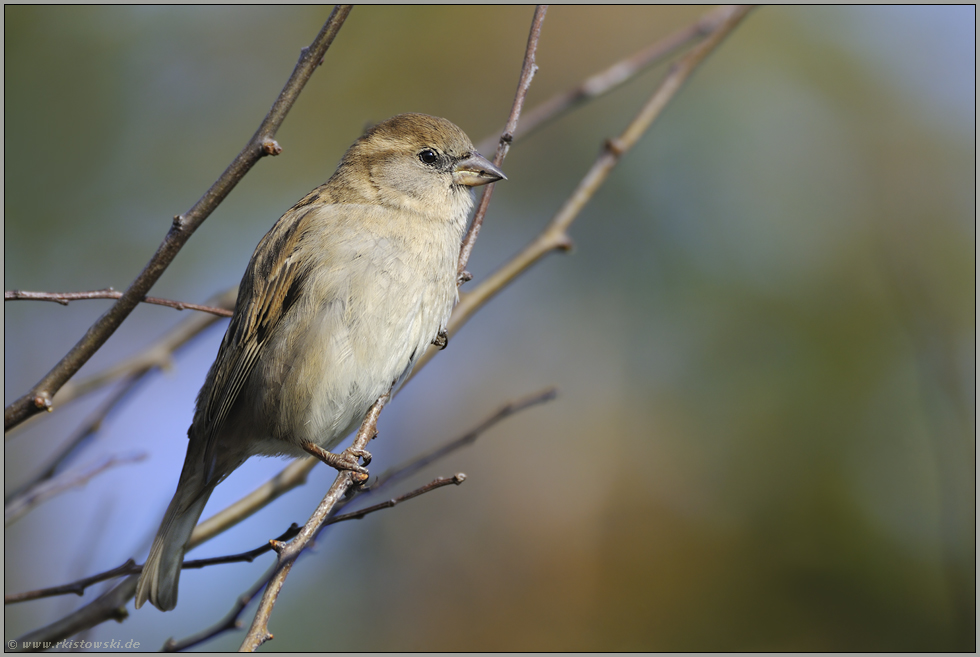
[135,114,504,611]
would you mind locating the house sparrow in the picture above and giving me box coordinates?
[135,113,505,611]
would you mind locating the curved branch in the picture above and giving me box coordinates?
[4,5,353,432]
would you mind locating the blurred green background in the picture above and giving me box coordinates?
[4,6,975,651]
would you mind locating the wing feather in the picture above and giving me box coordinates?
[198,206,313,481]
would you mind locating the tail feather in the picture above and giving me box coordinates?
[136,483,213,611]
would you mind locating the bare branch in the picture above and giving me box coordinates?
[370,386,557,493]
[240,392,390,651]
[167,474,465,650]
[5,375,144,503]
[13,577,138,652]
[457,4,548,278]
[4,289,232,317]
[475,4,739,154]
[416,5,755,377]
[6,474,460,607]
[4,288,236,445]
[5,453,147,525]
[162,565,274,653]
[328,473,466,524]
[4,561,139,605]
[4,6,353,432]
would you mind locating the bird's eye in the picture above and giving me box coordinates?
[418,148,439,165]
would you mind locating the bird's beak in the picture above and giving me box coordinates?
[453,153,507,187]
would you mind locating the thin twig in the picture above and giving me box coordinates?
[5,453,147,525]
[416,5,755,377]
[4,289,232,317]
[239,392,390,651]
[369,386,557,493]
[4,526,301,606]
[3,560,139,605]
[4,5,352,432]
[475,4,737,155]
[457,4,547,278]
[5,473,461,607]
[327,474,466,524]
[162,564,275,653]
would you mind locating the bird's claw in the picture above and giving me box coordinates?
[302,442,372,481]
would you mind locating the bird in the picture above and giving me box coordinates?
[135,113,505,611]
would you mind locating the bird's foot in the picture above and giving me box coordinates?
[302,442,371,483]
[432,330,449,350]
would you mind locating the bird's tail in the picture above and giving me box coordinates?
[135,460,214,611]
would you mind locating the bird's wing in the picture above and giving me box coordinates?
[198,202,316,481]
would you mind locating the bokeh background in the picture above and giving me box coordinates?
[4,6,975,651]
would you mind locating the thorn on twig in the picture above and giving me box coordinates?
[261,139,283,156]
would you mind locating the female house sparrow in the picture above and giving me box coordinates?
[136,113,505,611]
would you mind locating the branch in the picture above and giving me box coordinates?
[5,375,144,503]
[239,392,390,651]
[163,475,464,651]
[4,287,236,445]
[457,4,547,278]
[6,474,461,607]
[475,4,739,155]
[161,565,275,653]
[8,385,553,641]
[4,5,352,432]
[4,453,147,525]
[414,5,755,377]
[369,386,557,493]
[12,577,139,652]
[4,560,139,606]
[4,289,232,317]
[190,386,556,554]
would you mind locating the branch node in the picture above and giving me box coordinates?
[172,214,185,230]
[556,234,575,252]
[261,139,283,156]
[269,539,286,554]
[500,132,514,145]
[453,473,467,484]
[33,393,53,412]
[604,137,627,157]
